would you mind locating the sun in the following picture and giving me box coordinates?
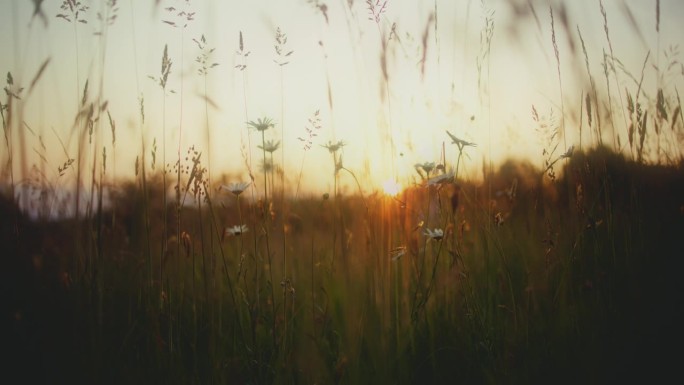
[382,179,402,196]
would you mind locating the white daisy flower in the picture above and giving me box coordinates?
[446,130,477,149]
[424,228,444,240]
[224,224,248,237]
[258,139,281,153]
[414,162,436,175]
[427,171,455,186]
[247,117,275,132]
[221,182,251,196]
[322,140,346,153]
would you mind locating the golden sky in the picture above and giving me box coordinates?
[1,0,682,196]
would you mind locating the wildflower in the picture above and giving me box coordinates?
[494,212,506,226]
[424,228,444,240]
[221,182,251,196]
[259,159,274,173]
[247,117,275,131]
[446,130,477,149]
[224,224,248,237]
[495,178,518,201]
[427,171,455,186]
[280,278,296,298]
[390,246,407,261]
[414,162,436,175]
[322,140,346,153]
[560,144,574,159]
[258,139,281,153]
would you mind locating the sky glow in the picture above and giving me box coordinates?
[1,0,682,196]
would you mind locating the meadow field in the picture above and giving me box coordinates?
[1,1,684,384]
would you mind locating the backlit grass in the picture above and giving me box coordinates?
[2,1,683,384]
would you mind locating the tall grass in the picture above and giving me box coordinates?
[2,1,684,384]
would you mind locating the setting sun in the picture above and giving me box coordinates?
[382,179,402,196]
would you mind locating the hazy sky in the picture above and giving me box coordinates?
[1,0,682,195]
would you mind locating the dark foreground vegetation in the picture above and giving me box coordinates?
[2,148,683,384]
